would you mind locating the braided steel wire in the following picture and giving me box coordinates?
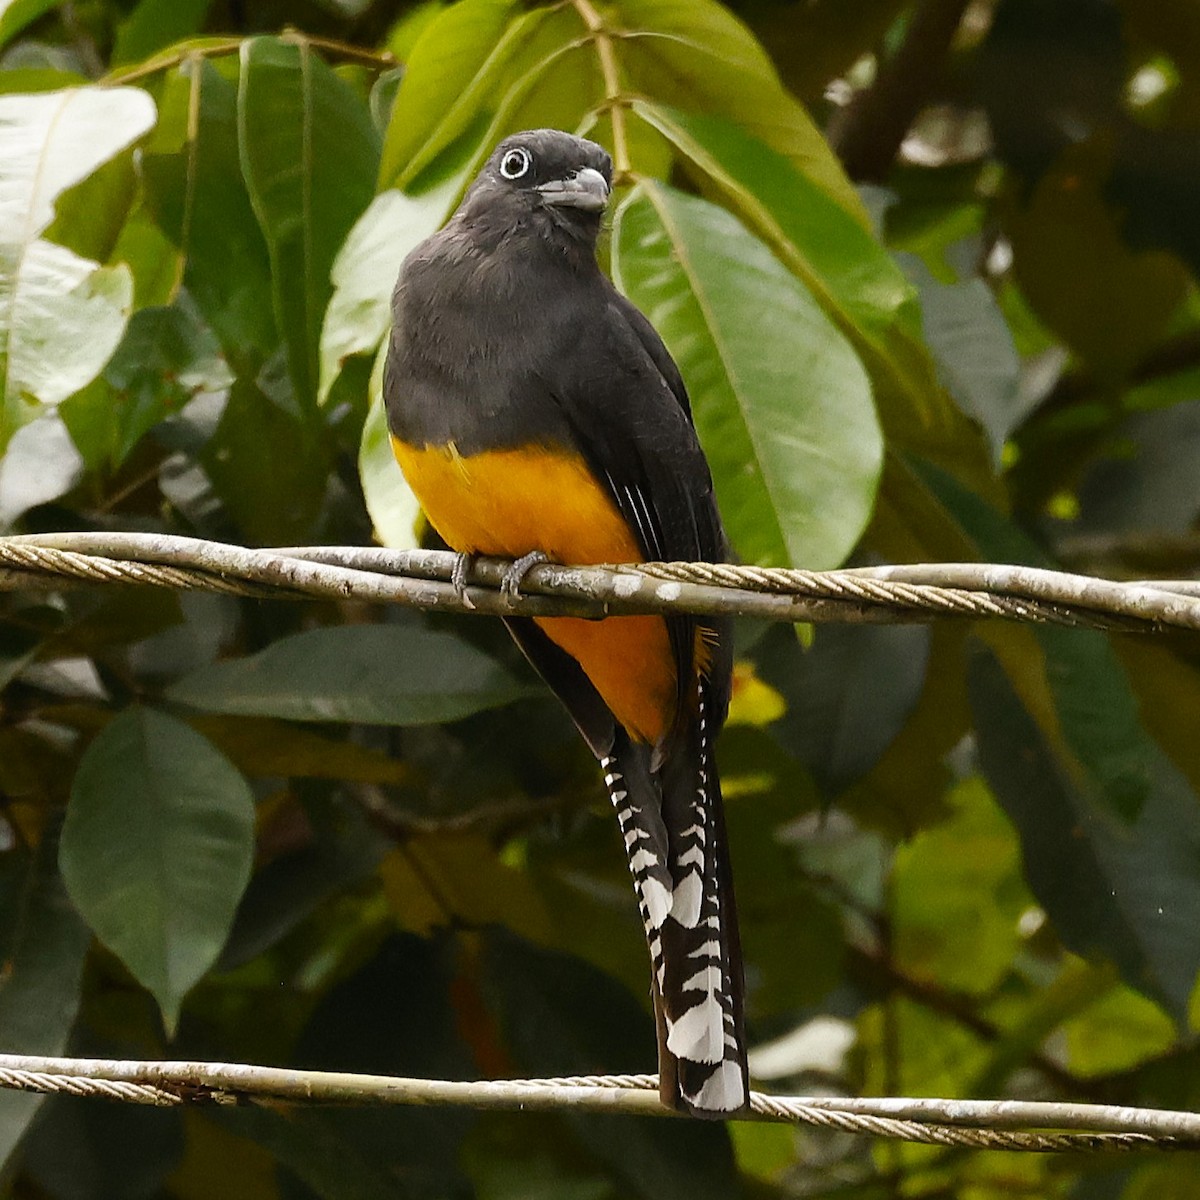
[2,534,1197,632]
[0,1058,1195,1152]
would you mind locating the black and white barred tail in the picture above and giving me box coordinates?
[600,681,748,1116]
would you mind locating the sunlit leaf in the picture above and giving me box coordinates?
[892,777,1029,994]
[614,0,867,218]
[377,0,533,188]
[613,181,880,568]
[0,87,155,438]
[360,367,421,550]
[0,410,83,528]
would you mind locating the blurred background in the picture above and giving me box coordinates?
[1,0,1200,1196]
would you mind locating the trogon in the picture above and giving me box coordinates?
[384,129,748,1117]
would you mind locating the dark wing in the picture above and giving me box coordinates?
[533,280,731,737]
[610,291,693,422]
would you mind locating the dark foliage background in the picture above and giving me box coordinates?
[2,0,1200,1195]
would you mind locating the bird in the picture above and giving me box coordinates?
[383,129,747,1117]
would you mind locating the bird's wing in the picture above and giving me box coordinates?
[512,286,747,1116]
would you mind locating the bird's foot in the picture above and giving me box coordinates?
[451,552,477,610]
[500,550,551,606]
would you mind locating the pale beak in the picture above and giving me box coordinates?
[535,166,610,212]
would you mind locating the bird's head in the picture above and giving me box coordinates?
[457,129,613,249]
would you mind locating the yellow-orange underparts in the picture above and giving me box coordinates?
[391,437,676,744]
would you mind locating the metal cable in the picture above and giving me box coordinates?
[0,1058,1194,1152]
[1,534,1197,632]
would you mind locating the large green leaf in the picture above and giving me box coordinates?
[634,104,914,337]
[0,87,155,439]
[237,37,380,408]
[142,61,277,364]
[167,624,536,724]
[613,0,867,218]
[60,707,256,1033]
[0,823,90,1168]
[377,0,536,189]
[970,642,1200,1024]
[632,105,988,460]
[613,181,880,569]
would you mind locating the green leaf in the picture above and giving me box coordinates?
[0,822,90,1168]
[1038,627,1164,822]
[613,0,868,219]
[360,380,421,550]
[635,105,913,334]
[0,88,154,437]
[892,778,1028,994]
[113,0,213,65]
[60,706,255,1033]
[318,178,460,403]
[199,377,329,545]
[59,299,233,471]
[631,105,985,456]
[1061,981,1175,1076]
[900,256,1023,462]
[237,36,380,407]
[377,0,529,188]
[42,147,139,266]
[167,624,536,725]
[612,181,880,569]
[0,0,58,50]
[969,642,1200,1023]
[0,411,84,528]
[142,62,277,363]
[755,621,930,797]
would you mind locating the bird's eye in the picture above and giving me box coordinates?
[499,147,533,180]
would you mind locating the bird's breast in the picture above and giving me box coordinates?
[389,436,676,743]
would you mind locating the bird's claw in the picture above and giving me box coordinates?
[451,552,477,610]
[500,550,551,606]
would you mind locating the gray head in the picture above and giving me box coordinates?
[456,129,613,248]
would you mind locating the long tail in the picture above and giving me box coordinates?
[599,681,748,1117]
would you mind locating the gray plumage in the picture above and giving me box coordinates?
[385,129,748,1116]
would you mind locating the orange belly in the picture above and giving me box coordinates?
[391,437,676,743]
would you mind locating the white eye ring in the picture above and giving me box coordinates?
[499,147,532,180]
